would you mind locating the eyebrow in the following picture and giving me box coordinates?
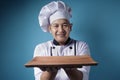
[51,22,70,25]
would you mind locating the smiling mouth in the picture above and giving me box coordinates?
[57,34,65,37]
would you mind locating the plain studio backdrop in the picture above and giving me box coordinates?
[0,0,120,80]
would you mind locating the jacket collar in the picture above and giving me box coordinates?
[53,37,71,45]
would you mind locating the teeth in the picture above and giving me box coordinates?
[58,34,64,35]
[57,34,65,36]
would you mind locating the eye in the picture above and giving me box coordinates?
[52,24,59,28]
[63,23,69,27]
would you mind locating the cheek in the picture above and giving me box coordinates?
[51,30,57,36]
[66,29,71,34]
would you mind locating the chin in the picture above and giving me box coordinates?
[57,38,66,42]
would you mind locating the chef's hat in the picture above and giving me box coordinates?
[38,1,72,32]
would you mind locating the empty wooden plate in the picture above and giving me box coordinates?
[25,55,98,68]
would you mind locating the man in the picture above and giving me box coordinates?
[34,1,90,80]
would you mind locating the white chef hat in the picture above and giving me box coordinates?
[38,1,72,32]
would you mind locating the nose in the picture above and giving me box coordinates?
[58,26,64,32]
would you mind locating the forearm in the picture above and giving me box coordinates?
[64,68,83,80]
[40,71,57,80]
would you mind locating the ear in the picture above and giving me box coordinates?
[48,25,52,33]
[70,23,73,31]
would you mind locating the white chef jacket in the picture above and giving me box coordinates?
[33,38,90,80]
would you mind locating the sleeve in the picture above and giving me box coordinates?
[77,41,91,80]
[33,45,44,80]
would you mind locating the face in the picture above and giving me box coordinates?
[49,19,72,45]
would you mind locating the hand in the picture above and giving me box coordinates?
[63,68,83,80]
[40,67,60,72]
[40,67,59,80]
[63,68,76,71]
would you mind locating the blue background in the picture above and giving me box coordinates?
[1,0,120,80]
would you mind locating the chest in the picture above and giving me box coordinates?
[47,44,77,56]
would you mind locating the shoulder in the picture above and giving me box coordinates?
[33,40,53,56]
[73,39,89,50]
[77,40,88,46]
[35,40,52,49]
[73,39,90,55]
[73,39,88,46]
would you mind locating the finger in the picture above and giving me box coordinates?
[46,67,59,72]
[40,67,47,71]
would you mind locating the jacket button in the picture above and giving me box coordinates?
[53,47,55,49]
[69,47,72,49]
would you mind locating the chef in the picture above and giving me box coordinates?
[33,1,90,80]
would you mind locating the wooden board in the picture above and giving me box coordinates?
[25,55,98,68]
